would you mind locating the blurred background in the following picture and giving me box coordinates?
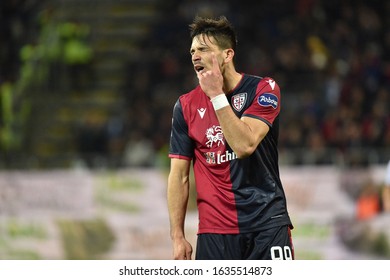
[0,0,389,260]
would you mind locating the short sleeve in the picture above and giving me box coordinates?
[168,98,194,160]
[242,77,281,127]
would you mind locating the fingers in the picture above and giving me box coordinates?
[174,251,191,260]
[173,241,192,260]
[186,249,192,260]
[211,52,220,73]
[197,53,220,79]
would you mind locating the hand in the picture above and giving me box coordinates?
[197,52,224,99]
[172,237,193,260]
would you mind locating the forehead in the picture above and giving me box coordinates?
[190,34,218,49]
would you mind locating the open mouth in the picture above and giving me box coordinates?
[194,65,204,72]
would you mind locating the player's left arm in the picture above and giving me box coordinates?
[223,78,280,158]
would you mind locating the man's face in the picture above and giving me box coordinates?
[190,34,223,74]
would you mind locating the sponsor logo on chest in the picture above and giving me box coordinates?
[205,150,237,164]
[203,125,237,165]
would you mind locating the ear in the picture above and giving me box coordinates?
[223,48,235,63]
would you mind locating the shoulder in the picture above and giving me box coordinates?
[172,86,203,120]
[241,74,280,98]
[179,85,202,103]
[175,85,205,114]
[256,76,280,93]
[240,74,279,92]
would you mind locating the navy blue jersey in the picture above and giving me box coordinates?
[169,74,292,234]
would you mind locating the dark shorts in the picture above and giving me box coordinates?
[195,225,294,260]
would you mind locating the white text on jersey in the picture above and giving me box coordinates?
[204,150,237,165]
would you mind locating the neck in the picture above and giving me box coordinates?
[223,69,242,93]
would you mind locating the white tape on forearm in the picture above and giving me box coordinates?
[211,94,229,111]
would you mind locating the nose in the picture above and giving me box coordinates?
[191,49,200,59]
[192,52,200,63]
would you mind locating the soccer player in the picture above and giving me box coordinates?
[167,16,294,260]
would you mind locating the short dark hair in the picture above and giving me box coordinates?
[189,16,237,51]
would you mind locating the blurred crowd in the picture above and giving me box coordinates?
[0,0,43,83]
[123,0,390,166]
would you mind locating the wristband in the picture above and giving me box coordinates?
[211,94,229,111]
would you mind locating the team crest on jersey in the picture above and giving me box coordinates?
[205,125,224,148]
[231,92,247,112]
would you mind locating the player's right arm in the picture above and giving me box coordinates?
[167,157,193,260]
